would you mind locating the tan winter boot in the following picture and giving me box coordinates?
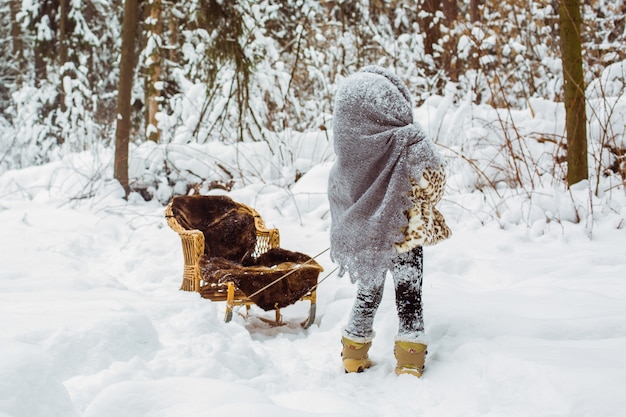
[394,341,427,377]
[341,336,372,373]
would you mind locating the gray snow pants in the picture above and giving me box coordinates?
[344,246,424,342]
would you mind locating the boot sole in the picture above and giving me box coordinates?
[395,366,423,378]
[343,358,372,373]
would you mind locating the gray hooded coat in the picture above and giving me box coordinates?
[328,66,444,286]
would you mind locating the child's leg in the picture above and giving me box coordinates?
[392,246,425,341]
[343,278,385,342]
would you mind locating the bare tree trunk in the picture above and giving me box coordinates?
[58,0,68,65]
[10,0,24,85]
[168,7,179,63]
[59,0,69,112]
[467,0,481,80]
[34,0,59,86]
[114,0,140,196]
[469,0,480,22]
[442,0,458,26]
[421,0,441,56]
[558,0,588,186]
[442,0,459,81]
[146,0,162,142]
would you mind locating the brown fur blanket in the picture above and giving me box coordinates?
[171,195,257,262]
[199,248,322,311]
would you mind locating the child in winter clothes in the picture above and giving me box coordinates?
[328,66,451,377]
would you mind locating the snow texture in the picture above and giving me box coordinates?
[1,83,626,417]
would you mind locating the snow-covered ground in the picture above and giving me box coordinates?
[2,94,626,416]
[2,160,625,417]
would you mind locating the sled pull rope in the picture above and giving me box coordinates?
[246,247,332,299]
[308,265,339,292]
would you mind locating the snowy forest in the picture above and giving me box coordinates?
[2,2,626,417]
[1,0,625,208]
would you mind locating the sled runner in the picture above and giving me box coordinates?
[165,195,322,328]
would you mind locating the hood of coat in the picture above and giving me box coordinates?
[328,66,443,284]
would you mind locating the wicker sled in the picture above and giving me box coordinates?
[165,195,322,327]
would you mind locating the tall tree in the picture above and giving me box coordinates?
[114,0,140,196]
[58,0,70,112]
[31,0,59,87]
[192,0,254,142]
[469,0,480,22]
[442,0,459,81]
[10,0,24,86]
[420,0,441,57]
[146,0,162,142]
[558,0,588,186]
